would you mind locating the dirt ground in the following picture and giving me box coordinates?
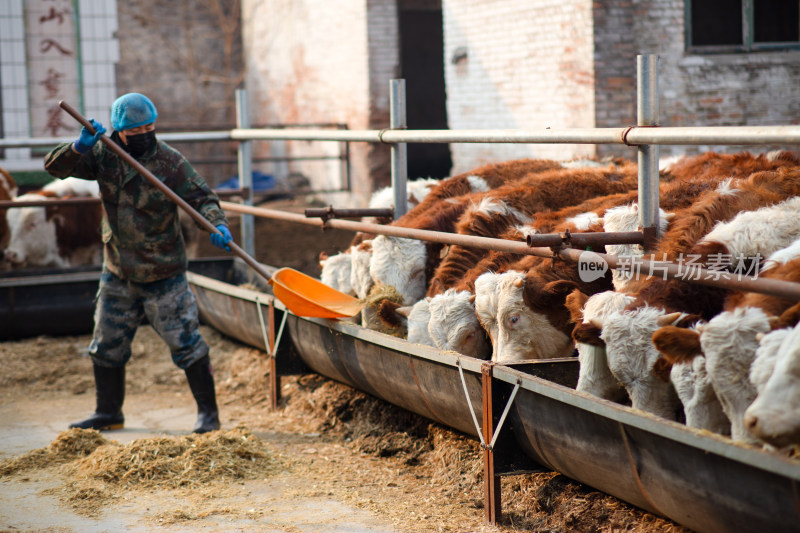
[0,197,690,532]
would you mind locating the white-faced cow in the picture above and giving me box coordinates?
[5,177,102,269]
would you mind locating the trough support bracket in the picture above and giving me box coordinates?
[269,301,280,410]
[482,362,502,524]
[256,297,288,411]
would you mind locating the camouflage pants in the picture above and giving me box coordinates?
[89,271,209,369]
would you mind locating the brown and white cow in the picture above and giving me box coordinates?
[4,177,102,269]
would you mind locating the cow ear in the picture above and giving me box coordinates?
[572,321,605,346]
[564,289,589,324]
[542,280,579,304]
[652,356,673,383]
[651,325,701,364]
[773,301,800,330]
[377,299,405,327]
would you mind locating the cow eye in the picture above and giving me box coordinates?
[508,315,520,326]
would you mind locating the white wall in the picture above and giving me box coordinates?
[443,0,597,173]
[242,0,398,207]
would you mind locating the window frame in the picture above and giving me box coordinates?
[685,0,800,54]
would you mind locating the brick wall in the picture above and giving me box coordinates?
[115,1,243,186]
[596,0,800,158]
[242,0,397,207]
[442,0,597,173]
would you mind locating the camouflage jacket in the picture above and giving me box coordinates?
[44,138,228,283]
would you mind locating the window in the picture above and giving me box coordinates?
[686,0,800,52]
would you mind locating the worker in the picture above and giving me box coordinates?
[44,92,233,433]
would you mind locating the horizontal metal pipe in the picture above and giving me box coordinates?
[0,131,232,148]
[305,207,395,219]
[156,131,233,143]
[5,124,800,150]
[230,125,800,145]
[231,128,384,143]
[220,201,800,301]
[0,188,241,208]
[526,231,644,248]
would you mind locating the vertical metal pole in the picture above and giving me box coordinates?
[390,79,408,219]
[637,55,660,251]
[236,89,256,257]
[482,362,501,524]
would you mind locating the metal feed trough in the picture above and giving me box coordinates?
[186,259,800,533]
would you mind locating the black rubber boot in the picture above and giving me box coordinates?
[184,355,221,434]
[69,364,125,430]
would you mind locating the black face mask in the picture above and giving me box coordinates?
[123,130,157,158]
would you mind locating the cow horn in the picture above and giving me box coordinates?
[756,332,766,343]
[657,312,683,326]
[664,212,676,221]
[589,318,604,330]
[513,277,524,288]
[595,217,604,225]
[695,323,705,334]
[395,306,412,318]
[768,315,781,327]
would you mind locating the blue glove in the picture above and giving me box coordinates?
[74,119,106,153]
[210,224,232,251]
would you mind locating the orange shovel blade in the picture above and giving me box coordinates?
[268,267,363,318]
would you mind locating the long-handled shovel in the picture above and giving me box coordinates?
[58,100,273,284]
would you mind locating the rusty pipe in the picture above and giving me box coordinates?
[304,207,394,220]
[525,231,644,249]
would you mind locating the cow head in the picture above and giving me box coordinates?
[669,354,731,434]
[567,290,634,402]
[427,289,490,359]
[699,307,771,442]
[474,271,504,348]
[369,235,427,305]
[489,272,575,363]
[404,298,436,347]
[600,307,683,420]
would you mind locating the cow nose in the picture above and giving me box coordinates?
[744,412,759,433]
[4,249,18,263]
